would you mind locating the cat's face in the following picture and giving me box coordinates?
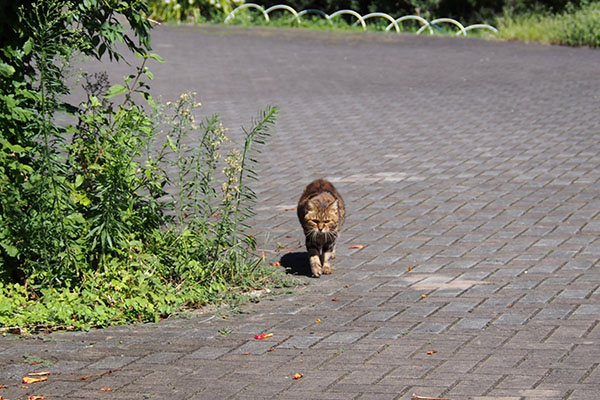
[303,200,340,234]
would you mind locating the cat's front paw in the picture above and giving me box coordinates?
[309,255,322,278]
[311,265,323,278]
[322,263,332,275]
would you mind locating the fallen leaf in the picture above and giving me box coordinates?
[0,385,7,388]
[269,261,281,267]
[331,297,338,302]
[267,347,276,353]
[315,319,321,323]
[26,372,51,377]
[28,396,47,400]
[292,373,303,380]
[427,350,437,355]
[407,266,413,272]
[22,375,48,384]
[242,352,251,356]
[421,294,427,299]
[348,244,364,249]
[254,333,273,340]
[100,388,111,392]
[344,285,350,288]
[285,207,296,211]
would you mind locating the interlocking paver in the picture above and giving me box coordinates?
[2,25,600,399]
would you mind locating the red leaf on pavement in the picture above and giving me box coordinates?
[254,333,273,340]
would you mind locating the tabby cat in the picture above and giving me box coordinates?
[297,179,345,278]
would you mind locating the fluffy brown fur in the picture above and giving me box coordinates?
[297,179,345,277]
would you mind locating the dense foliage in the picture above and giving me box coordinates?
[147,0,585,23]
[496,1,600,47]
[0,0,280,332]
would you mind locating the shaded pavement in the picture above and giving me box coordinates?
[2,25,600,399]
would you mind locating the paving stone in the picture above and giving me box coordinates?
[278,335,324,349]
[87,356,138,370]
[320,332,367,345]
[2,24,600,400]
[452,318,492,331]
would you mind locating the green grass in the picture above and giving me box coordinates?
[495,1,600,47]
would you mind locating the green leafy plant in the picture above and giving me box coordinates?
[1,0,285,333]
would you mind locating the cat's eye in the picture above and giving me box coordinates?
[311,219,319,223]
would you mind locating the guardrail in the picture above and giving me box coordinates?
[224,4,498,35]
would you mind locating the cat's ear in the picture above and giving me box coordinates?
[328,200,338,213]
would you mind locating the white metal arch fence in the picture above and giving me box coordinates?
[224,3,498,35]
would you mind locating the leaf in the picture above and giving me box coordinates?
[22,375,48,384]
[23,38,34,55]
[100,388,111,391]
[27,396,46,400]
[269,262,281,267]
[0,62,15,77]
[427,350,437,355]
[292,373,303,380]
[348,244,364,249]
[74,174,84,188]
[145,53,165,63]
[104,84,127,99]
[1,242,18,257]
[254,333,273,340]
[25,372,51,377]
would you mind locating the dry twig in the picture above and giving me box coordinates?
[412,394,454,400]
[79,369,120,381]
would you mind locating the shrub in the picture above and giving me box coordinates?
[560,1,600,47]
[147,0,241,22]
[1,0,280,333]
[495,0,600,47]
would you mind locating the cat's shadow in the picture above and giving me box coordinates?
[279,252,311,277]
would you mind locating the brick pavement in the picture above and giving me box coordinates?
[2,26,600,399]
